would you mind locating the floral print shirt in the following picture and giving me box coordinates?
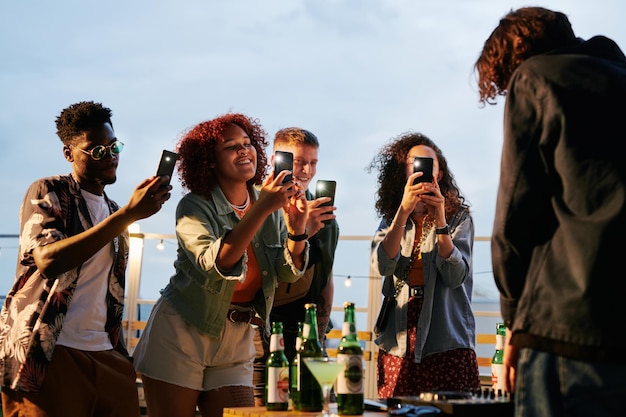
[0,174,130,392]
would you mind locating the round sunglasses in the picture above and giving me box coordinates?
[77,141,124,160]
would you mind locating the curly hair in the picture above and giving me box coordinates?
[367,132,469,224]
[55,101,113,144]
[474,7,577,105]
[176,113,269,198]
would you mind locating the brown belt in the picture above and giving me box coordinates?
[227,309,264,327]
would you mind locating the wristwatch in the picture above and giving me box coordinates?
[435,224,450,235]
[287,232,308,241]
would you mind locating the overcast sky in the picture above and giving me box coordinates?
[1,0,625,300]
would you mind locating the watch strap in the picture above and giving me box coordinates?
[435,224,450,235]
[287,232,308,241]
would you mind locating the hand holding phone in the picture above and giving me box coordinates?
[274,150,294,184]
[156,150,179,187]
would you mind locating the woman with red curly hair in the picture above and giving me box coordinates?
[133,113,309,417]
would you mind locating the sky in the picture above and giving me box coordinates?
[1,0,626,305]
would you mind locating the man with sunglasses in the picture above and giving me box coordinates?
[0,101,172,416]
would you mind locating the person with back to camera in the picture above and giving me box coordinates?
[474,6,626,416]
[368,132,479,399]
[0,101,172,417]
[252,127,339,405]
[132,113,310,417]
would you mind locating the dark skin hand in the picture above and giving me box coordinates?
[33,176,171,278]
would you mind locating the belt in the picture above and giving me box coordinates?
[228,309,264,327]
[409,286,424,298]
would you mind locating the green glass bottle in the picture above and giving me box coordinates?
[265,322,290,411]
[290,322,303,410]
[491,322,506,393]
[336,302,364,415]
[296,303,324,412]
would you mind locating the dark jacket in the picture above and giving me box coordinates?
[492,36,626,360]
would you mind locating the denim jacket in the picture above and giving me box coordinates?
[161,185,309,338]
[371,209,476,362]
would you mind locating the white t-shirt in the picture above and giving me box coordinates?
[56,189,114,351]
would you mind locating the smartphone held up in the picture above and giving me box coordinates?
[274,150,293,184]
[315,180,336,224]
[156,150,179,187]
[412,157,433,184]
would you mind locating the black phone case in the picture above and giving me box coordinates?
[156,150,179,186]
[413,157,433,185]
[274,151,293,184]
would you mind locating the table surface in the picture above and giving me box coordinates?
[223,405,385,417]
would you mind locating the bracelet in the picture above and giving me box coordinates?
[287,232,308,241]
[391,222,406,229]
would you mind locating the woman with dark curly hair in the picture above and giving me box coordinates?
[368,132,480,398]
[133,113,309,417]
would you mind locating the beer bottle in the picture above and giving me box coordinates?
[266,322,290,411]
[290,322,303,410]
[491,322,506,393]
[296,303,324,411]
[336,302,364,415]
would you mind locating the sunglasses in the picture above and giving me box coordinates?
[77,140,124,160]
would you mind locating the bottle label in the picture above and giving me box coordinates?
[267,367,290,403]
[491,363,505,392]
[342,321,356,337]
[270,334,284,352]
[302,323,312,339]
[336,354,363,394]
[495,334,505,350]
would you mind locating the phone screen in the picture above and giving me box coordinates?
[413,157,433,185]
[274,150,293,184]
[156,150,179,186]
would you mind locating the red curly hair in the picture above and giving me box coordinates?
[474,7,577,105]
[175,113,269,198]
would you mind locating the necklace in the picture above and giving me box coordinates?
[411,215,434,261]
[229,191,250,211]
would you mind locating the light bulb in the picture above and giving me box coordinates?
[344,275,352,288]
[156,240,165,251]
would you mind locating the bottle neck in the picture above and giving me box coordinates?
[341,305,357,339]
[495,334,505,350]
[270,333,284,352]
[302,309,319,341]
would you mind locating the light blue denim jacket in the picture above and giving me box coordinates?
[371,209,476,362]
[161,185,309,338]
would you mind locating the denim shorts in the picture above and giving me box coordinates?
[133,298,256,391]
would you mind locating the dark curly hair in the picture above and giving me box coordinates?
[367,132,469,224]
[55,101,113,144]
[474,7,577,105]
[176,113,269,198]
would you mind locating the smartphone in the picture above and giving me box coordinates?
[413,156,433,185]
[274,150,293,184]
[315,180,336,206]
[315,180,336,224]
[156,150,179,186]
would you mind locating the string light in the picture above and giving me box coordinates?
[344,275,352,288]
[156,239,165,251]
